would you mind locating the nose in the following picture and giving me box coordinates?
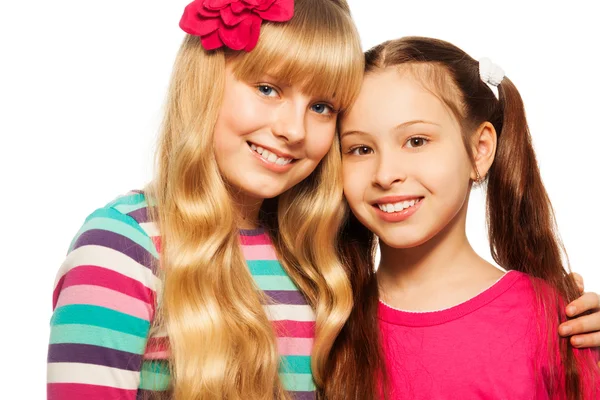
[373,150,407,189]
[272,100,307,144]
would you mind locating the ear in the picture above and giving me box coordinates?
[470,121,497,181]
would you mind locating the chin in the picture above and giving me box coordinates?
[376,227,434,249]
[239,183,288,200]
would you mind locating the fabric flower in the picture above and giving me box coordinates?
[180,0,294,52]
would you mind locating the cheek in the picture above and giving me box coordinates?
[216,90,268,138]
[305,123,336,159]
[422,151,472,212]
[420,145,471,189]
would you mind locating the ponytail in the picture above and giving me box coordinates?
[486,76,597,399]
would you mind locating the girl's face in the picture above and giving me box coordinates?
[340,67,474,248]
[213,64,339,200]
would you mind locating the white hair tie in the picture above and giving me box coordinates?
[479,57,505,98]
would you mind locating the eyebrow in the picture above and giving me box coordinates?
[340,119,441,138]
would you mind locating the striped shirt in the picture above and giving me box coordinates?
[47,191,317,399]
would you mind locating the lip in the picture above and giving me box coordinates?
[247,142,297,173]
[374,195,423,204]
[372,197,424,223]
[247,141,296,160]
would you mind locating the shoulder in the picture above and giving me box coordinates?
[69,190,159,258]
[495,270,565,314]
[53,190,161,306]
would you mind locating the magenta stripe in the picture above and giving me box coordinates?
[48,343,142,371]
[264,290,308,305]
[73,229,156,270]
[240,232,272,245]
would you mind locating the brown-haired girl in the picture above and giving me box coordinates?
[329,36,600,399]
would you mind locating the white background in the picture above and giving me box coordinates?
[1,0,598,397]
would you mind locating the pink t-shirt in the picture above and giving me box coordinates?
[379,271,600,399]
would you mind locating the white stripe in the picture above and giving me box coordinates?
[263,304,316,322]
[54,245,161,293]
[47,362,140,389]
[139,222,159,238]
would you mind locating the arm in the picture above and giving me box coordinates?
[47,202,160,399]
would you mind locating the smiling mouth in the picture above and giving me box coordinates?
[375,198,423,213]
[248,142,296,166]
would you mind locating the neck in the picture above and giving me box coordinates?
[230,189,264,230]
[379,206,473,287]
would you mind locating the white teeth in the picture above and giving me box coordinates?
[249,143,293,166]
[378,199,421,213]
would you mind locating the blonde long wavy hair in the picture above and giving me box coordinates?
[146,0,364,398]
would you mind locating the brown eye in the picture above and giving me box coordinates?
[406,137,428,148]
[349,146,373,156]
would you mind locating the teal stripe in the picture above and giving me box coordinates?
[252,275,298,291]
[51,304,150,338]
[247,260,287,276]
[280,373,316,392]
[69,209,158,258]
[139,368,171,391]
[279,355,312,374]
[141,360,170,374]
[86,207,147,236]
[49,324,147,354]
[106,192,147,208]
[107,192,156,209]
[112,200,149,215]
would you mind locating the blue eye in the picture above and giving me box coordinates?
[311,103,331,114]
[257,85,277,97]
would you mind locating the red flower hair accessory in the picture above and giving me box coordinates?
[180,0,294,52]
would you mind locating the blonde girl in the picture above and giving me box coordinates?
[46,1,362,399]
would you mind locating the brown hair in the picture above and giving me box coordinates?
[322,36,598,400]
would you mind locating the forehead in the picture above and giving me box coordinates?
[341,67,456,135]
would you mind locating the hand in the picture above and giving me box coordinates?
[558,273,600,367]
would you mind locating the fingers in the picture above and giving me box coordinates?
[565,292,600,317]
[568,331,600,349]
[560,311,600,338]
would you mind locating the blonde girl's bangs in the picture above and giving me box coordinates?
[229,0,364,111]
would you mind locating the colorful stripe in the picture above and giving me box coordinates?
[264,290,308,305]
[55,284,153,321]
[48,343,142,371]
[47,191,316,399]
[264,304,316,321]
[53,245,160,293]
